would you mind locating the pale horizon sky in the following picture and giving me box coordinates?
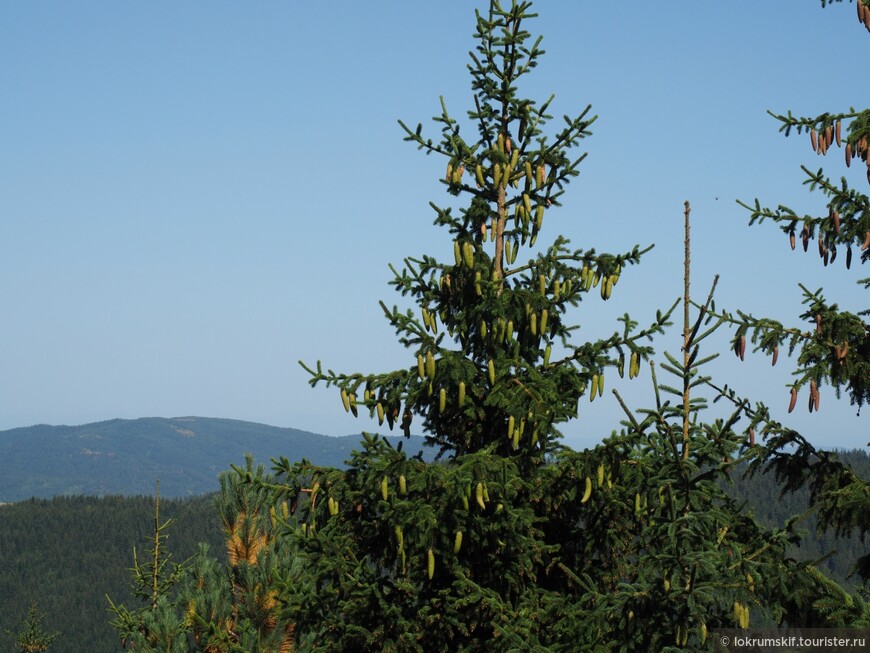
[1,2,867,451]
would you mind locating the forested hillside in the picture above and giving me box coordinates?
[726,449,870,589]
[0,417,426,500]
[0,494,223,653]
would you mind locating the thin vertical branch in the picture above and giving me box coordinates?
[493,7,518,293]
[151,480,161,610]
[682,201,691,460]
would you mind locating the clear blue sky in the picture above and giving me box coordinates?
[1,2,866,451]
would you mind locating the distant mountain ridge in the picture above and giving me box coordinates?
[0,417,427,501]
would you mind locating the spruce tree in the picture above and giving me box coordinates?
[107,3,862,650]
[298,2,660,465]
[4,603,60,653]
[276,2,850,649]
[705,0,870,589]
[108,484,191,651]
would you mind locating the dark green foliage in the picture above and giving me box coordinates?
[298,0,667,476]
[106,459,300,652]
[186,459,300,652]
[0,494,223,653]
[708,382,870,584]
[724,451,870,592]
[98,2,868,650]
[3,603,59,653]
[108,486,191,649]
[276,2,864,650]
[1,460,866,653]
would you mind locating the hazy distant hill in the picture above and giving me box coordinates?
[0,417,427,501]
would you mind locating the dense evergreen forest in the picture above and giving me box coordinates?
[0,494,223,653]
[0,450,866,653]
[725,449,869,590]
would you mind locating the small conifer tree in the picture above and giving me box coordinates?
[109,466,300,652]
[108,483,191,651]
[4,603,60,653]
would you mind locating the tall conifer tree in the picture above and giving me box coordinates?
[278,2,854,649]
[110,3,864,650]
[299,1,661,464]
